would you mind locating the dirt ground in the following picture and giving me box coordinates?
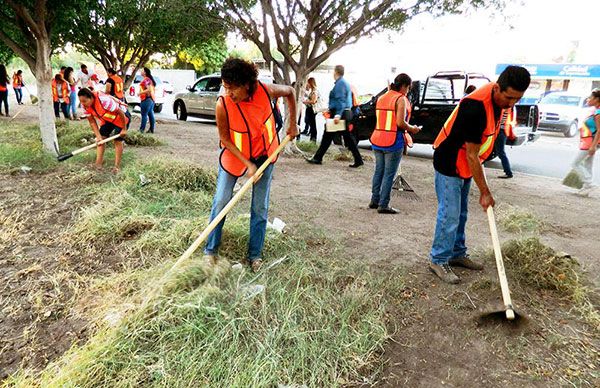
[1,107,598,385]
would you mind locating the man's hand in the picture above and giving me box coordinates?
[479,191,495,211]
[410,125,422,134]
[333,115,341,124]
[286,123,299,138]
[588,147,596,157]
[246,163,258,178]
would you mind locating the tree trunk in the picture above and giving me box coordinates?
[35,38,58,156]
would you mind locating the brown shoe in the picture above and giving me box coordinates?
[203,254,218,267]
[449,255,484,270]
[250,259,263,273]
[429,263,460,284]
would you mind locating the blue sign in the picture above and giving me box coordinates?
[496,63,600,79]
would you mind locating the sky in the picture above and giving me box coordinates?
[323,0,598,92]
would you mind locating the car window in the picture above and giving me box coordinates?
[424,78,453,104]
[194,78,209,92]
[540,94,582,106]
[153,76,162,84]
[206,77,221,92]
[134,75,142,83]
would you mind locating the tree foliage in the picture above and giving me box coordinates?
[175,36,228,75]
[66,0,225,84]
[0,42,15,65]
[211,0,506,88]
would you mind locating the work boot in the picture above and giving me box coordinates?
[449,254,484,270]
[377,206,399,214]
[349,161,364,168]
[306,158,322,165]
[497,174,513,179]
[368,202,378,209]
[429,263,460,284]
[250,259,263,273]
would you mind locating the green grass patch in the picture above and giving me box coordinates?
[296,140,318,154]
[497,205,545,234]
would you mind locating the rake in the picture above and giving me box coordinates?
[392,165,420,201]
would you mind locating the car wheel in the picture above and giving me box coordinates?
[564,120,577,137]
[176,101,187,121]
[153,104,163,113]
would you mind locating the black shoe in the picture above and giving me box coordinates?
[498,174,513,179]
[349,161,364,168]
[306,158,322,165]
[368,202,378,209]
[377,206,399,214]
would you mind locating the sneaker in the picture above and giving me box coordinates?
[306,158,322,165]
[429,263,460,284]
[449,255,484,270]
[576,185,594,197]
[368,202,378,209]
[497,174,513,179]
[377,206,399,214]
[349,161,364,168]
[250,259,263,273]
[203,254,217,267]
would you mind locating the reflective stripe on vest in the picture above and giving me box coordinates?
[219,81,280,177]
[433,83,505,178]
[51,79,70,104]
[370,90,411,148]
[90,92,128,128]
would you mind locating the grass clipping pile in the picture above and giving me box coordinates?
[6,157,397,387]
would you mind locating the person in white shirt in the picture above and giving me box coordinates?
[77,64,94,89]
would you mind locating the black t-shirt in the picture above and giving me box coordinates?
[105,77,116,97]
[433,98,501,177]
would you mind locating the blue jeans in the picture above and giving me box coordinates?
[430,171,471,265]
[495,130,513,176]
[14,88,23,104]
[371,149,402,208]
[140,98,155,133]
[69,91,77,117]
[204,163,274,261]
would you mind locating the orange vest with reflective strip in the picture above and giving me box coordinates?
[88,92,129,129]
[219,82,280,177]
[140,77,155,101]
[433,83,506,179]
[12,74,22,89]
[109,75,124,99]
[51,79,70,104]
[370,90,412,148]
[579,110,599,150]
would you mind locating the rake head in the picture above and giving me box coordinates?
[391,175,421,201]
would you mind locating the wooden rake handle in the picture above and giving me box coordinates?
[57,134,123,161]
[486,206,515,320]
[165,135,292,275]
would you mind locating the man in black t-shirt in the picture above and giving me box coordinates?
[429,66,531,284]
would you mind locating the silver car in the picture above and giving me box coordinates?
[173,73,275,121]
[537,92,590,137]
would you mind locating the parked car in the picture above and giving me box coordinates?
[536,91,590,137]
[126,74,167,113]
[352,71,540,157]
[162,80,174,94]
[173,73,274,121]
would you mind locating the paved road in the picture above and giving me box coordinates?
[152,96,599,184]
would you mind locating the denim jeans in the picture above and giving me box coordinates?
[495,130,513,176]
[430,171,471,265]
[0,90,8,115]
[14,88,23,104]
[69,91,78,117]
[204,163,274,261]
[371,149,402,208]
[53,101,69,119]
[140,98,155,133]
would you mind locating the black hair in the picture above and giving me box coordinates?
[465,85,477,94]
[17,70,23,75]
[54,73,64,82]
[497,65,531,92]
[221,58,259,96]
[77,87,94,99]
[107,68,116,75]
[591,88,600,99]
[60,66,66,71]
[143,67,156,87]
[0,64,7,87]
[64,67,74,82]
[81,64,87,70]
[334,65,345,76]
[390,73,411,92]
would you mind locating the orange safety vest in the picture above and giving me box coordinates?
[51,79,70,104]
[219,81,280,177]
[0,77,7,92]
[140,77,155,101]
[88,92,129,129]
[370,90,412,148]
[109,74,124,99]
[12,74,22,89]
[579,110,599,150]
[433,82,506,179]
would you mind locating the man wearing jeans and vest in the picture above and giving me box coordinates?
[429,66,530,284]
[203,58,297,273]
[307,65,364,168]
